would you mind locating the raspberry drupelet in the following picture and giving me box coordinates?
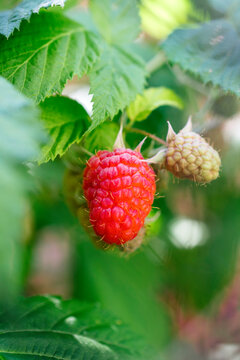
[165,118,221,183]
[83,148,156,245]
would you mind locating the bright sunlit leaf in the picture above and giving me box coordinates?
[0,11,101,103]
[127,87,183,123]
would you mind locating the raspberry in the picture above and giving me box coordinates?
[165,119,221,183]
[83,148,156,245]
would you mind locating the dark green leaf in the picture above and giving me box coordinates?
[0,11,101,103]
[162,19,240,96]
[0,296,148,360]
[39,96,90,163]
[0,0,66,38]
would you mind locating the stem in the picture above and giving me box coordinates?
[147,244,165,265]
[125,126,167,146]
[193,89,220,122]
[195,118,223,135]
[78,146,94,157]
[146,51,167,74]
[192,89,221,134]
[172,66,207,95]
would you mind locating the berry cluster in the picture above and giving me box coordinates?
[66,118,221,249]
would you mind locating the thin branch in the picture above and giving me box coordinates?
[195,117,223,135]
[193,89,220,121]
[125,126,167,146]
[171,65,207,95]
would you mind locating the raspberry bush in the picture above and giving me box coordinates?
[0,0,240,359]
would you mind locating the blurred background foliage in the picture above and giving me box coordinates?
[1,0,240,359]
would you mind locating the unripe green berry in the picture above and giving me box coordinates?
[165,119,221,183]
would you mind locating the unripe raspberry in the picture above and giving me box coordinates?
[165,119,221,183]
[83,148,156,245]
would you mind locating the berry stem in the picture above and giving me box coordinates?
[193,88,220,122]
[172,66,207,95]
[125,127,167,146]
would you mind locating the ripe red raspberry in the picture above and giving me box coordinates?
[83,148,156,245]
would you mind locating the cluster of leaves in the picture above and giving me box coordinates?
[0,0,146,135]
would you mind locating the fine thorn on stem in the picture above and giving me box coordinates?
[114,115,125,149]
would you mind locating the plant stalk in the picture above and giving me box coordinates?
[125,127,167,146]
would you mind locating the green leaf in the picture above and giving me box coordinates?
[127,87,183,123]
[0,296,149,360]
[162,19,240,96]
[39,96,90,163]
[0,77,43,303]
[90,0,140,44]
[89,43,146,128]
[84,121,119,153]
[0,11,101,103]
[0,0,66,38]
